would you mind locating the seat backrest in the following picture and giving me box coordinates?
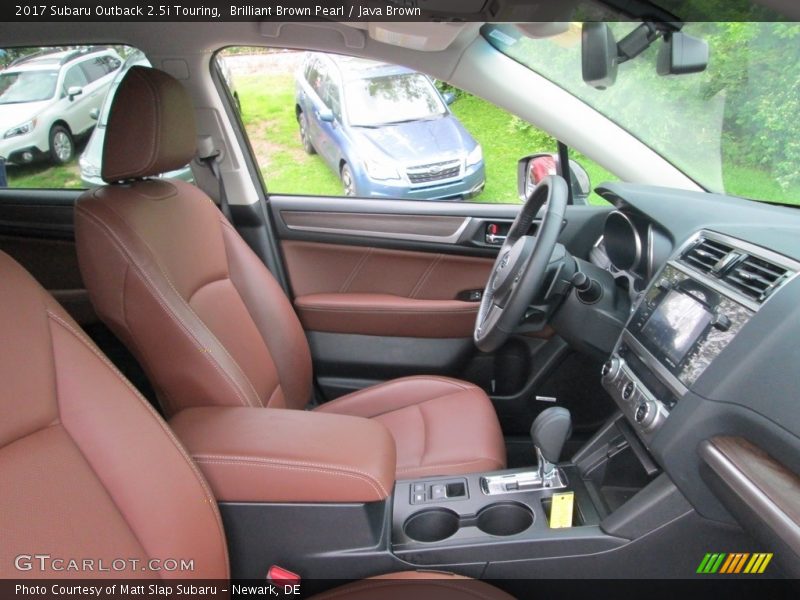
[0,250,228,578]
[75,66,312,416]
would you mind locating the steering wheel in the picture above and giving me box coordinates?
[474,175,568,353]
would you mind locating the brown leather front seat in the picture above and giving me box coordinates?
[0,250,513,599]
[74,66,505,479]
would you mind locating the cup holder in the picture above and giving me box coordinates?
[476,502,534,537]
[404,508,460,543]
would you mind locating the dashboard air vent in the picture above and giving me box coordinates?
[722,255,789,302]
[681,238,735,274]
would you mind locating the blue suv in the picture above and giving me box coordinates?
[295,53,485,200]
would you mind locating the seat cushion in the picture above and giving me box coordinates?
[315,376,506,479]
[311,571,514,600]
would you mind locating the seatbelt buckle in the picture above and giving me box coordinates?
[267,564,301,586]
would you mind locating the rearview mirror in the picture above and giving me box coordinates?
[657,32,709,75]
[89,108,100,121]
[67,86,83,101]
[581,23,618,90]
[443,91,456,105]
[317,106,334,123]
[518,154,591,203]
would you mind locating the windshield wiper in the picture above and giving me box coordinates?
[352,115,441,127]
[382,116,440,125]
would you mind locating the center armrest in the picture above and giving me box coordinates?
[170,407,396,503]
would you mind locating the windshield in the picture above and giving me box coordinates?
[483,23,800,205]
[345,73,446,127]
[0,70,58,104]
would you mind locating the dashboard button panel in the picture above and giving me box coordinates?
[602,353,669,435]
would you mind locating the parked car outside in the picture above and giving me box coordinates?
[0,47,121,166]
[295,53,485,200]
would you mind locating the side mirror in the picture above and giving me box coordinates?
[89,108,100,121]
[443,91,456,105]
[67,86,83,101]
[317,106,334,123]
[518,154,592,203]
[657,31,709,75]
[582,23,618,90]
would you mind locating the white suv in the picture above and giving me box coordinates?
[0,47,121,165]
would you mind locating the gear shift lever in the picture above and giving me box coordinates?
[480,407,570,494]
[530,407,571,488]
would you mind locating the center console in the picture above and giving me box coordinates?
[392,465,612,566]
[602,231,758,438]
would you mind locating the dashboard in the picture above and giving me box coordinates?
[587,183,800,566]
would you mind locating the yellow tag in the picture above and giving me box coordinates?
[549,492,574,529]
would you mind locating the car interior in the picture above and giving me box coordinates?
[2,0,800,595]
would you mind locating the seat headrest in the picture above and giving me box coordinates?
[101,66,196,183]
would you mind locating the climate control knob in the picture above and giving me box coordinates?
[634,400,657,428]
[622,380,636,401]
[601,358,620,380]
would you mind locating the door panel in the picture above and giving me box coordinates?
[282,239,493,339]
[271,195,614,426]
[296,294,480,338]
[281,210,470,243]
[272,195,609,257]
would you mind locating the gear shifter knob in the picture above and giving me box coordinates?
[530,407,572,464]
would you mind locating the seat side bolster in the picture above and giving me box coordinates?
[74,199,263,414]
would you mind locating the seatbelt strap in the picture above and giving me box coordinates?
[197,136,232,222]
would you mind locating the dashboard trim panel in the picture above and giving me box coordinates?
[700,436,800,558]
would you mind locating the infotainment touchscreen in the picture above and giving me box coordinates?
[641,290,713,366]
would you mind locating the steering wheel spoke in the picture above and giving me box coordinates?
[473,175,569,353]
[477,302,503,336]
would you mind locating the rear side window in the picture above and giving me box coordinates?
[309,61,332,105]
[80,56,116,83]
[63,64,88,92]
[327,81,342,121]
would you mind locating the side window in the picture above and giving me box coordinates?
[310,62,331,107]
[63,64,89,92]
[327,81,342,121]
[303,60,318,87]
[218,48,616,203]
[0,45,163,190]
[80,57,111,83]
[106,56,122,72]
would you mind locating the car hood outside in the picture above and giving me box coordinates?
[350,114,476,166]
[0,101,48,131]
